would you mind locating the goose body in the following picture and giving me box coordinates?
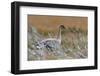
[36,25,65,51]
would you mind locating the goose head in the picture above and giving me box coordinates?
[59,25,66,30]
[59,25,66,33]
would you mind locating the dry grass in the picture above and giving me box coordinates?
[28,26,88,61]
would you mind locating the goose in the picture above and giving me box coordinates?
[36,25,66,51]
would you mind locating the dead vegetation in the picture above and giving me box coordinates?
[28,26,88,61]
